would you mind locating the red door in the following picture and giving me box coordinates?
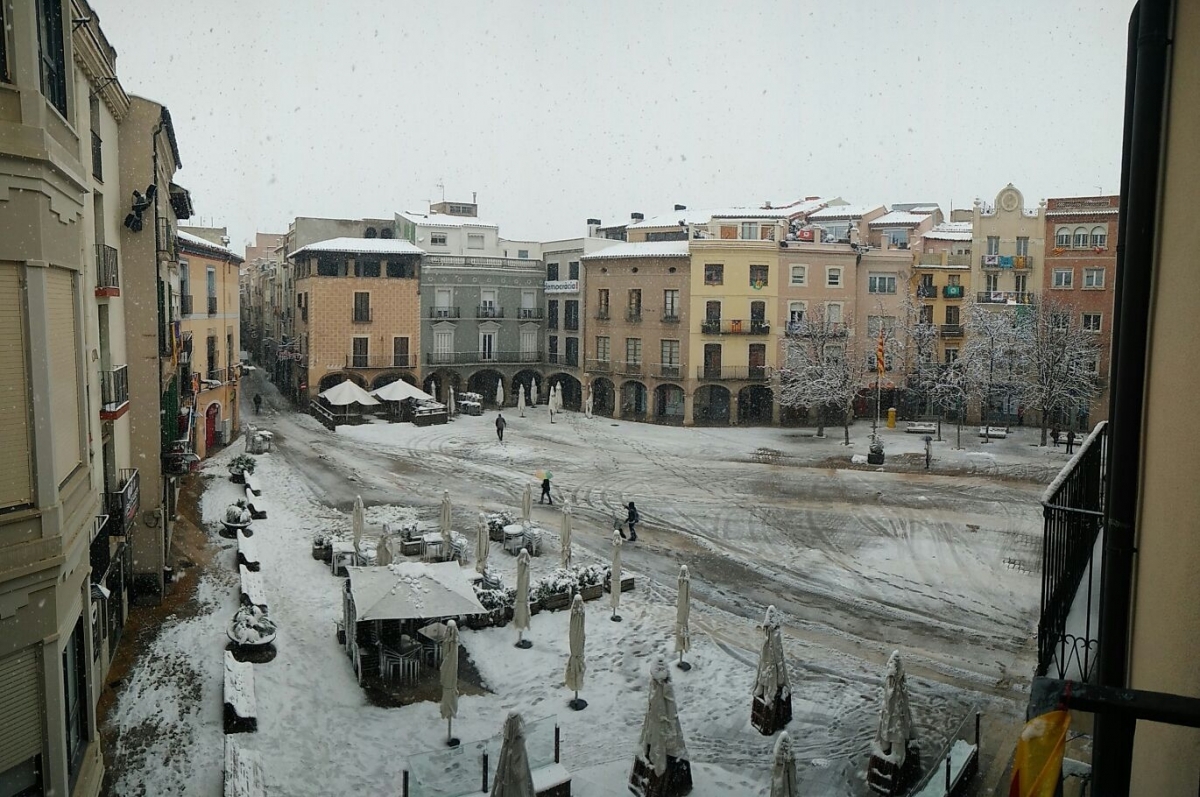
[205,404,220,450]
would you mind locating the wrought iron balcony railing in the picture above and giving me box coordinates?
[477,305,504,319]
[662,313,681,324]
[425,351,542,365]
[594,309,611,321]
[702,319,771,335]
[626,308,642,323]
[616,360,643,376]
[695,365,768,381]
[653,364,683,380]
[345,355,416,369]
[428,307,461,319]
[942,285,964,299]
[104,468,140,537]
[99,365,129,420]
[518,308,544,320]
[977,291,1036,305]
[940,324,964,337]
[95,244,119,296]
[585,359,611,373]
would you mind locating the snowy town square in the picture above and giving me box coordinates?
[98,371,1067,797]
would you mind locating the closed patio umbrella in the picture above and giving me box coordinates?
[449,386,456,417]
[566,593,587,710]
[770,732,798,797]
[490,712,536,797]
[514,549,532,649]
[440,620,460,746]
[560,503,573,570]
[352,495,365,562]
[873,650,916,773]
[496,378,505,408]
[440,490,453,557]
[610,530,623,622]
[430,378,438,403]
[518,384,526,418]
[521,484,532,521]
[676,565,692,670]
[632,657,691,786]
[531,377,539,404]
[753,606,790,704]
[476,512,490,575]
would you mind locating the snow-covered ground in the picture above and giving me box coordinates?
[104,375,1057,794]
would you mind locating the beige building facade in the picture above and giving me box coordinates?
[970,184,1045,306]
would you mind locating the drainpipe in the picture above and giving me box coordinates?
[1093,0,1173,789]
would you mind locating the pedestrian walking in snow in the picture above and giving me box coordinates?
[496,413,506,443]
[625,502,639,542]
[1051,427,1061,447]
[253,393,262,415]
[540,476,553,505]
[1066,429,1076,454]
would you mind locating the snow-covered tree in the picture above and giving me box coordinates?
[1015,296,1103,445]
[929,354,973,448]
[776,302,860,444]
[896,291,941,418]
[963,302,1026,442]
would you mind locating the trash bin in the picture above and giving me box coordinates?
[887,407,897,429]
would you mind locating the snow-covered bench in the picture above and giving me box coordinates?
[223,650,258,734]
[223,737,265,797]
[977,426,1008,439]
[239,565,267,611]
[906,422,937,434]
[244,471,263,497]
[245,487,268,519]
[237,530,260,572]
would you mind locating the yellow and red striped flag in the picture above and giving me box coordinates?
[876,327,886,375]
[1009,710,1069,797]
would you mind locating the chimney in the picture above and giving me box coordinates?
[631,212,644,222]
[586,218,602,237]
[472,191,477,204]
[674,204,687,211]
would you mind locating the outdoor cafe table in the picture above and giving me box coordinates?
[421,533,447,561]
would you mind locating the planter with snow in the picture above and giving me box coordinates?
[221,503,253,539]
[579,583,604,601]
[227,606,278,663]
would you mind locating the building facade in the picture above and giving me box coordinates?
[970,184,1045,307]
[913,222,973,365]
[239,231,285,366]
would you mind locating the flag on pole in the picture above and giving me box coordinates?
[876,327,886,375]
[1008,710,1069,797]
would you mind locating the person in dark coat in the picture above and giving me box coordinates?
[495,413,506,442]
[1066,429,1076,454]
[253,393,263,415]
[625,502,639,542]
[539,476,552,505]
[1051,427,1060,447]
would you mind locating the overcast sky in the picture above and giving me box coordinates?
[90,1,1132,251]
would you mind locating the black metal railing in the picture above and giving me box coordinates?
[180,294,194,316]
[95,244,119,293]
[547,352,561,364]
[91,131,103,181]
[653,364,683,380]
[696,365,768,381]
[104,468,140,537]
[207,295,218,316]
[345,355,416,369]
[518,308,543,320]
[940,324,963,337]
[428,307,461,319]
[616,360,643,376]
[943,285,964,299]
[206,367,227,384]
[626,308,642,322]
[594,309,610,321]
[477,305,504,319]
[353,308,373,323]
[701,319,771,335]
[662,313,681,324]
[785,322,847,337]
[977,291,1036,305]
[424,351,542,365]
[100,365,129,415]
[1038,421,1108,681]
[585,359,611,373]
[916,284,937,299]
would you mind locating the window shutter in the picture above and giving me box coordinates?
[46,268,81,486]
[0,648,44,773]
[0,265,33,509]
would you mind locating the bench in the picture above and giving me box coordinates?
[977,426,1008,439]
[224,736,265,797]
[905,422,937,434]
[245,487,268,519]
[244,471,263,497]
[237,530,260,572]
[239,565,267,611]
[223,650,258,734]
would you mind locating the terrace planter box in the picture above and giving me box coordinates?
[541,592,572,612]
[312,542,331,561]
[579,584,604,601]
[400,539,424,557]
[606,575,636,593]
[529,600,543,616]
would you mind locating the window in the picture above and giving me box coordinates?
[827,303,843,323]
[1083,313,1102,332]
[355,259,381,277]
[564,300,579,331]
[826,267,842,287]
[868,273,897,294]
[945,305,960,325]
[948,274,961,286]
[352,336,368,367]
[705,300,721,321]
[597,289,609,316]
[517,249,529,259]
[1053,268,1074,288]
[788,301,806,323]
[987,236,1000,255]
[467,234,485,250]
[626,338,642,365]
[353,291,370,322]
[1052,313,1070,331]
[663,289,679,318]
[790,265,807,286]
[480,331,496,361]
[661,340,680,367]
[985,273,999,292]
[1055,227,1072,248]
[944,347,959,364]
[866,316,896,337]
[433,330,452,360]
[520,328,538,357]
[37,0,68,116]
[568,261,580,280]
[548,299,559,329]
[825,344,844,365]
[565,337,579,366]
[596,336,610,361]
[749,264,769,288]
[628,289,641,312]
[886,229,908,248]
[1084,268,1105,288]
[426,231,444,246]
[547,262,560,280]
[704,263,724,285]
[1091,227,1108,248]
[521,290,535,309]
[393,337,410,366]
[741,222,758,240]
[207,267,216,298]
[1016,236,1029,256]
[919,305,934,325]
[63,618,89,788]
[1072,227,1089,248]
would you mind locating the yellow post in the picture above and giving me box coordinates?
[887,407,896,429]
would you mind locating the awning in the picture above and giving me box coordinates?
[371,380,436,403]
[319,380,380,407]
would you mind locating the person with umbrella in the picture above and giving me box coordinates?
[539,472,553,505]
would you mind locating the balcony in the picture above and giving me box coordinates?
[977,291,1036,305]
[980,254,1034,270]
[180,294,194,316]
[594,309,611,321]
[179,332,193,366]
[585,359,612,373]
[89,515,111,582]
[205,367,227,385]
[626,308,642,323]
[940,324,964,337]
[916,252,973,267]
[785,321,847,337]
[701,319,771,335]
[104,468,140,537]
[915,284,937,299]
[99,365,129,421]
[95,244,119,296]
[695,365,769,381]
[616,360,643,376]
[653,364,683,380]
[156,217,175,261]
[207,296,218,316]
[425,351,542,366]
[1037,422,1108,682]
[428,307,461,320]
[345,354,416,369]
[662,313,680,324]
[353,308,373,323]
[91,130,103,181]
[942,285,965,299]
[477,305,504,319]
[518,308,544,320]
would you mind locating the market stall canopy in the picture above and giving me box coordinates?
[320,380,380,407]
[346,562,487,621]
[372,380,437,403]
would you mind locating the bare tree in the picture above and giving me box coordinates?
[963,301,1026,443]
[929,354,974,449]
[776,302,861,444]
[897,289,942,425]
[1015,296,1103,445]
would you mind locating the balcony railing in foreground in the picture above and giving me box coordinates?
[1037,420,1108,681]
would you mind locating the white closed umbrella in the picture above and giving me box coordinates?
[430,378,439,403]
[518,384,526,418]
[560,503,573,570]
[753,606,791,704]
[585,385,593,419]
[449,386,456,417]
[496,378,505,408]
[514,549,532,649]
[770,732,798,797]
[440,490,453,558]
[676,565,692,670]
[440,620,460,746]
[476,512,490,574]
[521,484,532,521]
[531,377,539,404]
[610,530,623,622]
[566,593,587,710]
[377,533,393,566]
[873,650,916,772]
[491,712,536,797]
[635,657,690,779]
[352,495,365,563]
[556,384,564,412]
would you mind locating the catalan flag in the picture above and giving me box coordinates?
[876,327,886,375]
[1009,710,1069,797]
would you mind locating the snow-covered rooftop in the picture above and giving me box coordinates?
[922,222,974,242]
[580,241,691,260]
[627,201,828,230]
[398,211,497,229]
[1046,207,1120,218]
[869,211,929,228]
[808,204,886,221]
[176,230,243,260]
[291,237,425,258]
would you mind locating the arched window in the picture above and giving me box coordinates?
[1055,226,1072,248]
[364,227,378,239]
[1090,226,1107,248]
[1072,227,1089,248]
[380,228,394,239]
